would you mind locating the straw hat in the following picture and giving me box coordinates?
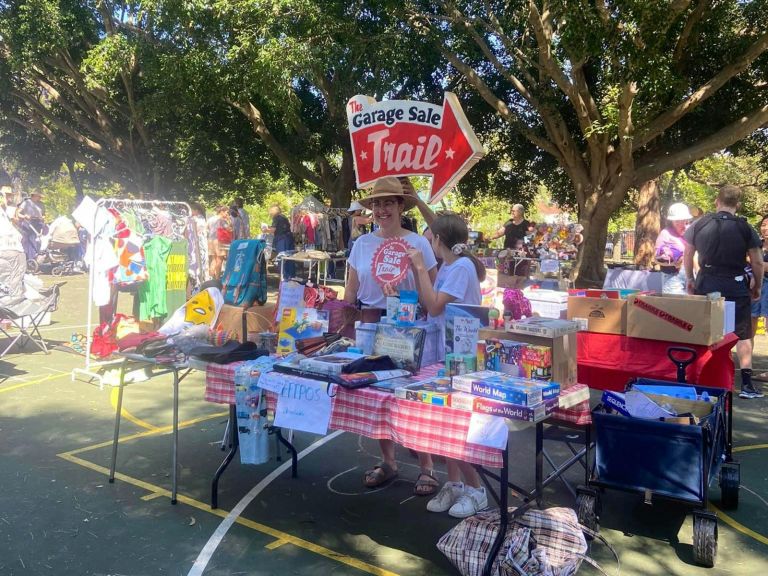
[358,177,417,211]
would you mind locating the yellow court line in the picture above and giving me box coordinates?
[109,387,161,431]
[0,371,70,394]
[733,444,768,453]
[57,451,399,576]
[709,443,768,546]
[710,503,768,546]
[62,411,229,456]
[265,539,289,550]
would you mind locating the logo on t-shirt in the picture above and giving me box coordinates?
[371,238,412,287]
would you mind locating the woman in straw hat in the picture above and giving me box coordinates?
[344,176,440,495]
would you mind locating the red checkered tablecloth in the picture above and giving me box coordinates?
[203,361,591,467]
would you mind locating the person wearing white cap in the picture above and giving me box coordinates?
[655,202,692,294]
[346,200,371,250]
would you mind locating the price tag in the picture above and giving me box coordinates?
[467,413,509,449]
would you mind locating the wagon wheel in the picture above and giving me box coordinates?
[719,464,740,510]
[693,513,718,568]
[51,265,65,277]
[576,490,600,534]
[26,259,39,274]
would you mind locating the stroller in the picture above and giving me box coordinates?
[27,226,83,276]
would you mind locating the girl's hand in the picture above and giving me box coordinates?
[407,248,425,271]
[382,282,398,297]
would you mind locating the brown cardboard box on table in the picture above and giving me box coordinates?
[478,327,577,387]
[627,294,725,346]
[215,302,276,341]
[567,296,627,335]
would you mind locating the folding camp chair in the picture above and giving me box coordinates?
[0,282,64,358]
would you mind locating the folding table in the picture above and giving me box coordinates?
[108,353,194,504]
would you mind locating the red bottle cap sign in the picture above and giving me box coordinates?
[371,238,412,287]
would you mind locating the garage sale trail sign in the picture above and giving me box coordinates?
[346,92,485,204]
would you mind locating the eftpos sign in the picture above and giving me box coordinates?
[346,92,485,204]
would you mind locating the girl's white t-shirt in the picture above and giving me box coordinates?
[348,231,437,310]
[427,256,482,338]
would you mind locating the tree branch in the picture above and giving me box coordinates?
[673,0,711,64]
[633,104,768,184]
[635,29,768,151]
[230,99,323,188]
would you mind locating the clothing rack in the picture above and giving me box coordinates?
[72,198,191,388]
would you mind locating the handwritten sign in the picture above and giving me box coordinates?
[273,378,333,435]
[467,413,509,449]
[346,92,485,204]
[371,238,411,287]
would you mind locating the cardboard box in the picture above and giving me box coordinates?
[567,296,627,335]
[627,294,725,345]
[215,302,276,341]
[479,328,577,387]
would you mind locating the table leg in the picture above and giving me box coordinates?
[482,443,509,576]
[171,367,179,505]
[275,428,298,478]
[211,405,239,509]
[535,422,543,506]
[108,359,127,484]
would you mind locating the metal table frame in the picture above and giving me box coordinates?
[108,354,193,504]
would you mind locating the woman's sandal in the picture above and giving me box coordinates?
[363,462,398,488]
[414,471,439,496]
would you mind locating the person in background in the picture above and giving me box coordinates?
[4,190,17,220]
[345,176,439,496]
[751,215,768,344]
[206,207,220,279]
[212,205,232,279]
[347,200,371,251]
[230,204,245,240]
[406,211,489,518]
[264,205,295,280]
[684,185,763,399]
[655,202,692,294]
[188,202,210,287]
[491,203,531,288]
[235,197,251,238]
[16,191,46,261]
[0,192,25,302]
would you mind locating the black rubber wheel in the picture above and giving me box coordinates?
[51,265,65,277]
[26,259,39,274]
[693,514,718,568]
[576,492,599,534]
[719,465,740,510]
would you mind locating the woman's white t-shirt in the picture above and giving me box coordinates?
[427,256,482,342]
[348,231,437,310]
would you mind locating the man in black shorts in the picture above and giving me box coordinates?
[492,204,531,288]
[684,185,764,398]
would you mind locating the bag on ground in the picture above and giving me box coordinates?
[437,507,588,576]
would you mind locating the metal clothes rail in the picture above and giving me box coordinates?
[71,198,191,388]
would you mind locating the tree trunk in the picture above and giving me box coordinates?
[65,159,84,203]
[574,201,614,288]
[323,148,356,208]
[633,179,661,268]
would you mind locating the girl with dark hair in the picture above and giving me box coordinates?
[404,211,489,518]
[751,214,768,338]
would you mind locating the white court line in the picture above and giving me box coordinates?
[186,430,344,576]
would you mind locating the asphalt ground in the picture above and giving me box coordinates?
[0,273,767,575]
